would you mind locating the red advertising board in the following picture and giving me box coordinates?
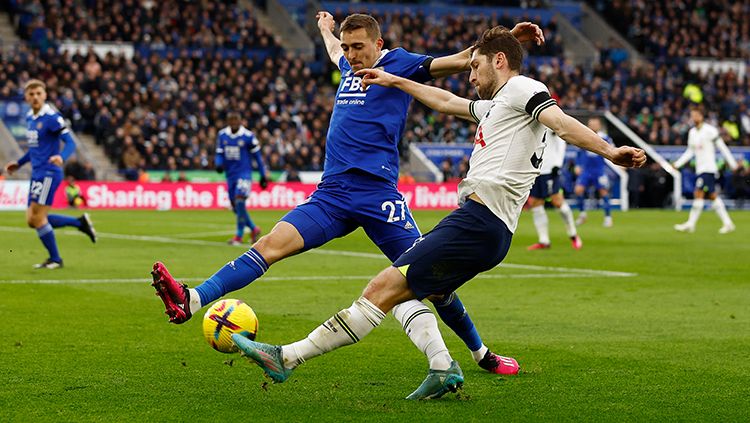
[35,181,462,210]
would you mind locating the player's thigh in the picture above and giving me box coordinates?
[392,202,513,300]
[696,173,716,197]
[28,172,61,207]
[279,194,357,252]
[356,187,421,262]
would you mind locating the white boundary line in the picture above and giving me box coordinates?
[0,272,629,285]
[0,226,638,282]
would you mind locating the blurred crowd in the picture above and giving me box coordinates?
[8,0,281,53]
[591,0,750,59]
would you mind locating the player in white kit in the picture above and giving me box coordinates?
[230,27,646,399]
[527,131,582,250]
[673,105,738,234]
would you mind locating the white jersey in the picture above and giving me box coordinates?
[458,75,555,233]
[674,123,738,174]
[540,131,566,175]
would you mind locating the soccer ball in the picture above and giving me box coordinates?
[202,299,259,353]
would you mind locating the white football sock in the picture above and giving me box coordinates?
[393,300,452,370]
[471,344,489,363]
[531,205,550,245]
[712,197,733,226]
[558,202,577,237]
[188,288,202,315]
[687,198,704,226]
[282,297,385,369]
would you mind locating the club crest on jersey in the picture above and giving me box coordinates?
[37,122,43,129]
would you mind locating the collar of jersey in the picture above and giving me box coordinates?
[28,103,54,119]
[224,126,250,138]
[372,49,390,68]
[491,81,509,100]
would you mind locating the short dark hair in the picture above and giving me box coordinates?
[690,103,705,115]
[471,26,523,72]
[340,14,381,40]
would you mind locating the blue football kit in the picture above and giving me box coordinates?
[15,103,85,265]
[195,48,485,354]
[576,134,611,190]
[215,126,265,203]
[215,125,266,239]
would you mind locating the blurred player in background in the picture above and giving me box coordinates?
[527,131,582,250]
[575,117,614,227]
[673,105,738,234]
[215,112,268,245]
[3,79,96,269]
[231,27,646,399]
[152,12,544,376]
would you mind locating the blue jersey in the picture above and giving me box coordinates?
[324,48,433,184]
[26,104,69,174]
[577,132,612,176]
[215,126,260,180]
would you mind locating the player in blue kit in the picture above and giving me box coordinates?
[215,112,268,246]
[574,117,614,227]
[3,79,96,269]
[152,13,543,375]
[229,27,645,399]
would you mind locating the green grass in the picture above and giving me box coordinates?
[1,208,749,422]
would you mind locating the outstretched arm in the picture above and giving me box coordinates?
[357,68,473,121]
[538,105,647,168]
[317,11,344,65]
[428,22,545,78]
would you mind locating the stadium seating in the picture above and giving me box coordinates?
[590,0,750,59]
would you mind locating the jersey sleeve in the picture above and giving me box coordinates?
[248,133,260,154]
[49,113,69,135]
[508,78,556,121]
[395,49,434,83]
[468,100,493,123]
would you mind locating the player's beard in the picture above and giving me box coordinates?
[475,80,498,100]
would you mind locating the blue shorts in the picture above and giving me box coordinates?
[576,172,610,191]
[529,173,562,199]
[393,200,513,300]
[28,168,63,206]
[280,171,421,262]
[227,175,252,204]
[695,173,716,194]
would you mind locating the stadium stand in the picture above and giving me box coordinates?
[590,0,750,59]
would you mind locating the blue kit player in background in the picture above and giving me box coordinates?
[574,117,614,227]
[215,112,268,246]
[3,79,96,269]
[151,13,543,375]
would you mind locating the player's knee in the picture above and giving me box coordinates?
[550,195,563,208]
[362,267,413,313]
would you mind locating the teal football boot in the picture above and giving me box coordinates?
[232,334,292,383]
[406,361,464,400]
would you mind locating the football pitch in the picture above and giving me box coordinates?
[1,209,748,421]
